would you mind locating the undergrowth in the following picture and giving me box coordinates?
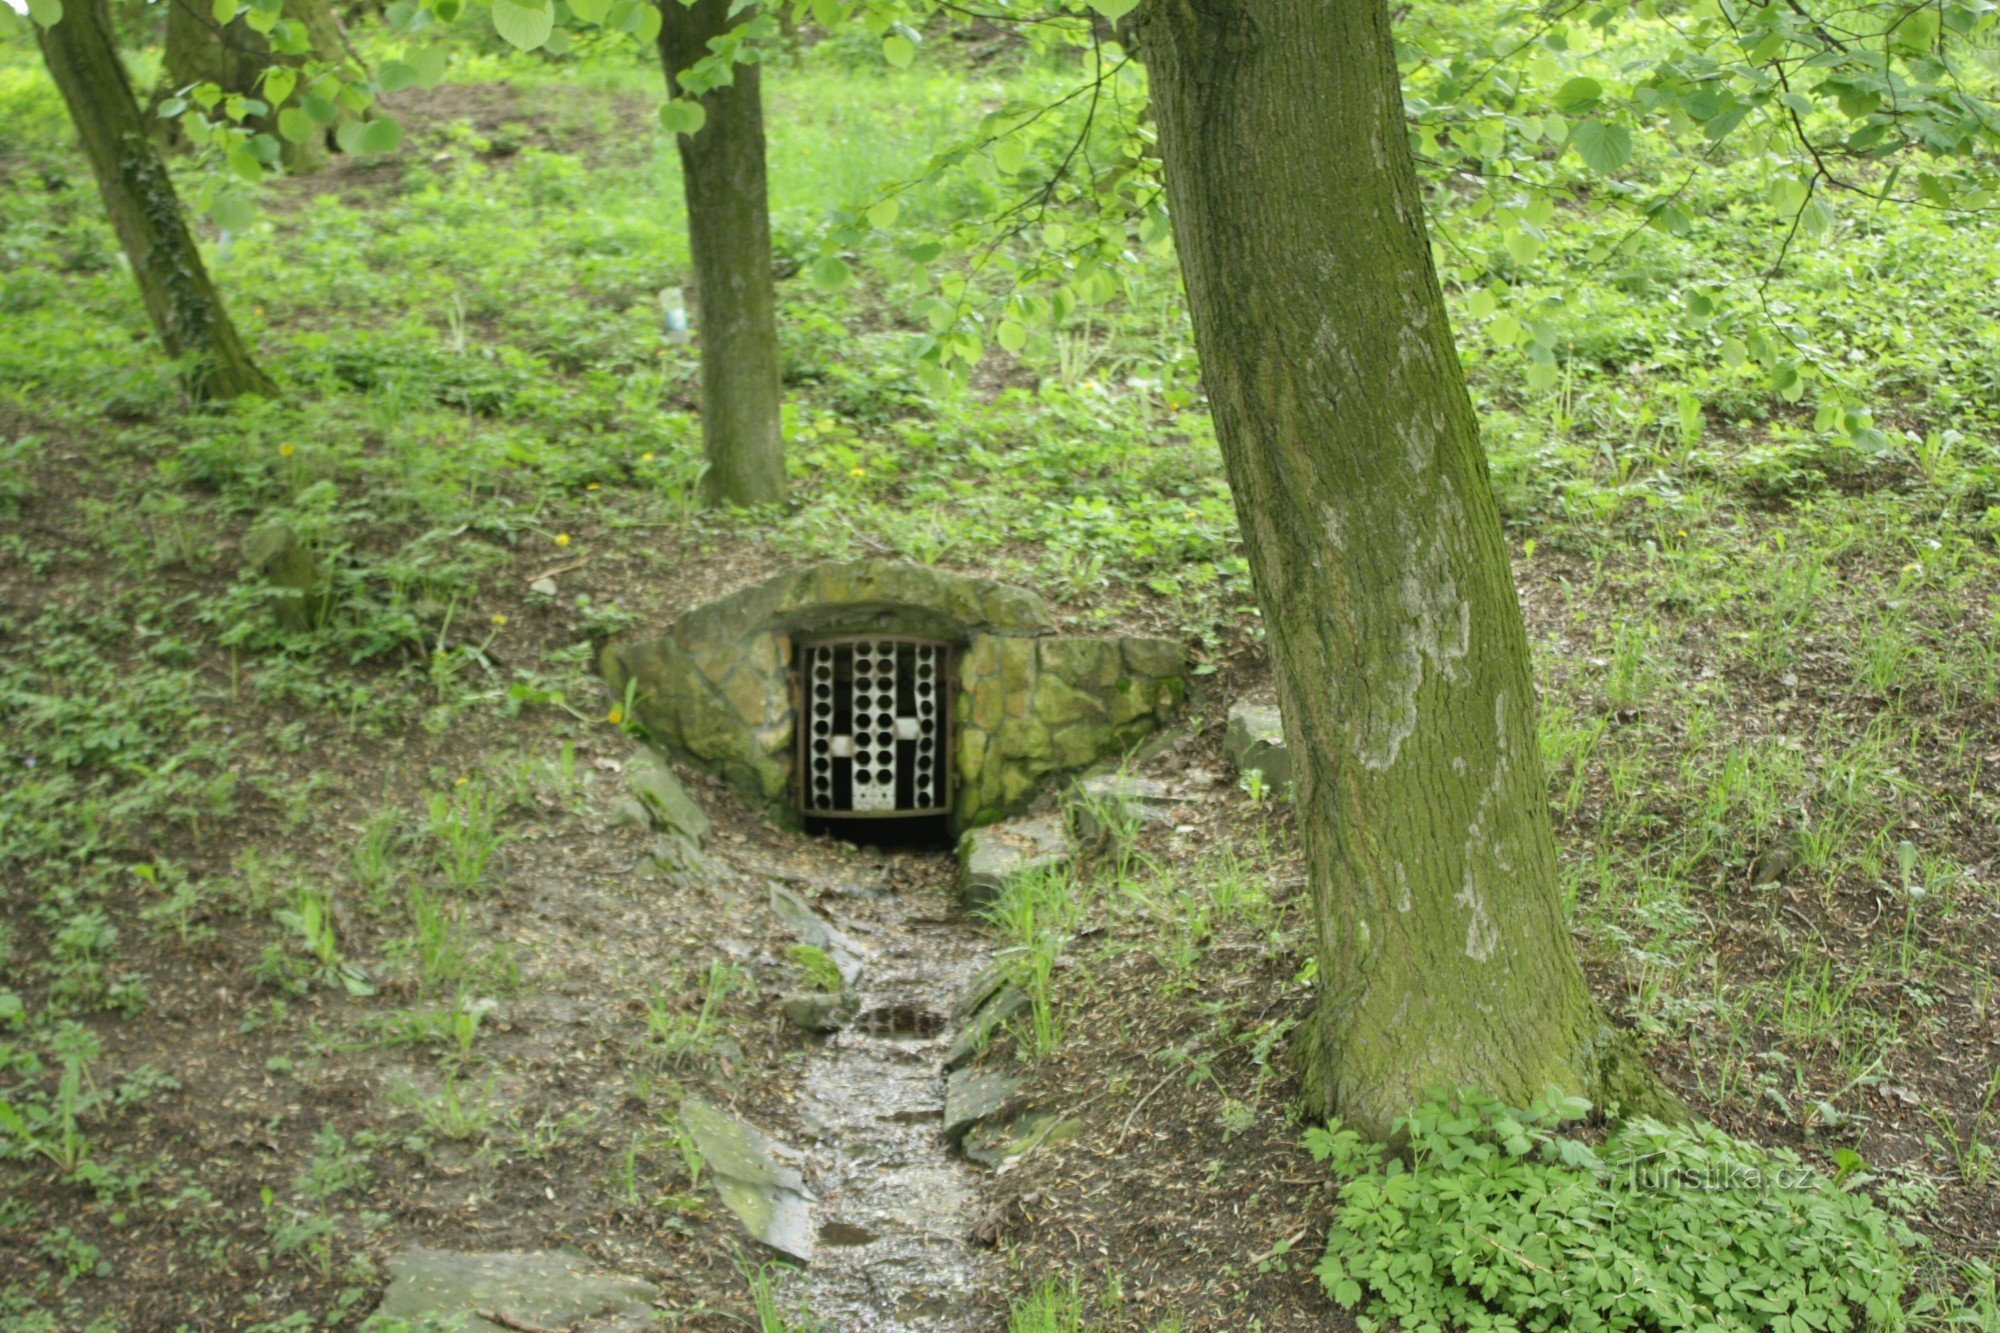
[1307,1089,1917,1333]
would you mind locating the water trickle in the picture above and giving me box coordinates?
[785,863,1000,1330]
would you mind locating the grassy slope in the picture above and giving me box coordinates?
[0,9,1997,1329]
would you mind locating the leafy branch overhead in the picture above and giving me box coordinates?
[16,0,2000,424]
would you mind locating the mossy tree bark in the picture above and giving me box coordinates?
[1139,0,1676,1139]
[162,0,347,172]
[658,0,787,509]
[36,1,275,400]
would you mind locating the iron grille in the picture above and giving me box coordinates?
[797,637,950,817]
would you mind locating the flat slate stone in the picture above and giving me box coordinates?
[1223,701,1292,793]
[962,1110,1081,1168]
[944,1067,1026,1143]
[943,984,1029,1072]
[625,752,711,845]
[1071,773,1182,840]
[780,989,858,1034]
[680,1097,816,1264]
[767,884,867,986]
[956,815,1073,907]
[373,1246,658,1332]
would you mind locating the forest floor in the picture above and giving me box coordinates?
[2,27,1999,1333]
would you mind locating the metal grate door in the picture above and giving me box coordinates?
[797,637,950,817]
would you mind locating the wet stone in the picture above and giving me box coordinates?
[780,990,859,1034]
[1224,701,1292,793]
[851,1002,945,1037]
[962,1110,1081,1169]
[943,1067,1026,1143]
[817,1220,878,1247]
[680,1097,816,1263]
[943,984,1029,1072]
[767,884,867,986]
[373,1246,658,1332]
[956,814,1073,908]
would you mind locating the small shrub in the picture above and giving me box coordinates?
[1306,1088,1912,1332]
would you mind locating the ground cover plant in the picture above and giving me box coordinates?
[1,0,1999,1328]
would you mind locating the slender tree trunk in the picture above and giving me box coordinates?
[1139,0,1675,1139]
[658,0,787,509]
[36,1,275,400]
[162,0,346,172]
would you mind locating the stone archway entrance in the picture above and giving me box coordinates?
[599,560,1187,833]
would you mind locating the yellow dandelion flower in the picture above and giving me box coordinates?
[607,708,624,725]
[455,775,470,786]
[849,465,866,477]
[554,533,571,547]
[489,614,507,627]
[642,451,656,462]
[279,442,295,457]
[587,483,601,491]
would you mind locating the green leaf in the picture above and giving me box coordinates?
[408,46,449,86]
[1572,119,1632,174]
[810,255,852,289]
[865,197,899,229]
[659,99,706,135]
[211,0,238,22]
[302,91,338,125]
[26,0,63,25]
[276,106,314,143]
[209,194,257,232]
[568,0,608,21]
[489,0,552,50]
[1554,76,1602,112]
[262,67,297,107]
[993,136,1026,174]
[432,0,461,19]
[1088,0,1137,18]
[358,116,403,153]
[1466,288,1497,319]
[996,320,1026,353]
[377,60,419,93]
[881,33,914,67]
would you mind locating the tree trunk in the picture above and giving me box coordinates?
[36,1,275,400]
[162,0,346,172]
[1138,0,1675,1139]
[658,0,787,509]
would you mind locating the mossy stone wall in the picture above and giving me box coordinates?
[598,560,1184,829]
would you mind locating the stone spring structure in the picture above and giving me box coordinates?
[599,561,1186,831]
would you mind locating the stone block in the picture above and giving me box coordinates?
[1121,635,1187,681]
[375,1247,658,1332]
[1072,773,1181,840]
[944,1067,1026,1142]
[1032,676,1108,727]
[780,990,858,1033]
[679,1098,816,1263]
[625,752,710,845]
[1224,701,1292,793]
[956,814,1073,907]
[242,523,330,633]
